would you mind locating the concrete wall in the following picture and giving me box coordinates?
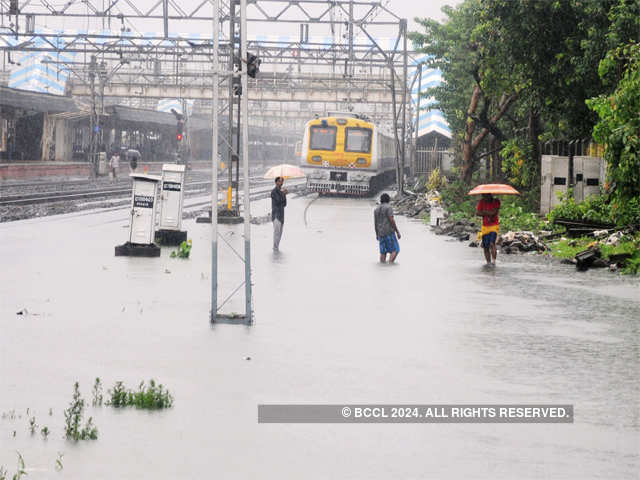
[0,162,90,180]
[0,160,217,181]
[54,118,73,162]
[574,156,606,202]
[540,155,569,215]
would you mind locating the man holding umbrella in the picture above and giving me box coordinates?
[470,184,519,265]
[271,176,288,252]
[476,193,501,265]
[265,164,304,252]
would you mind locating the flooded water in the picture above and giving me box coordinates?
[1,194,638,479]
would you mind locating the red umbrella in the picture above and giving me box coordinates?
[468,184,520,196]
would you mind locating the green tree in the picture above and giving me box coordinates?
[587,42,640,224]
[410,1,519,183]
[411,0,639,193]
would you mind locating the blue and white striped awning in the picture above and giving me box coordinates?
[3,28,75,95]
[409,56,450,139]
[157,98,194,115]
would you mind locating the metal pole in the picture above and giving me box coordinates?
[413,64,422,175]
[389,62,401,191]
[210,0,220,323]
[235,90,240,209]
[162,0,169,38]
[240,0,253,322]
[227,1,236,211]
[89,55,97,179]
[401,19,407,192]
[348,0,353,77]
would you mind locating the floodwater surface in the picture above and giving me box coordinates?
[1,194,638,479]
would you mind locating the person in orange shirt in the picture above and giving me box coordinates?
[476,193,501,265]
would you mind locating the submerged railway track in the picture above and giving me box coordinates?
[0,176,281,207]
[0,176,308,223]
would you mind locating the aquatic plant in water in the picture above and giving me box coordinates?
[170,239,192,259]
[106,379,174,409]
[92,378,103,407]
[0,452,26,480]
[63,382,98,441]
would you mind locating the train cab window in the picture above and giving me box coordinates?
[310,126,337,151]
[345,128,372,153]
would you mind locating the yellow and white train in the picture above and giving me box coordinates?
[299,113,397,195]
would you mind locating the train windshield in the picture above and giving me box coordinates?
[309,126,337,151]
[345,128,372,153]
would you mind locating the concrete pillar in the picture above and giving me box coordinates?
[41,114,55,161]
[54,118,73,162]
[114,128,122,149]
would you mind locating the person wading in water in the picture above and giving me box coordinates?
[476,193,501,265]
[374,193,401,263]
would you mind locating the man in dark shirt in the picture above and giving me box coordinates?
[271,176,288,251]
[374,193,401,263]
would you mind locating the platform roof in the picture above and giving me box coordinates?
[0,86,78,114]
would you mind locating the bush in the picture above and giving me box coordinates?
[441,181,548,232]
[612,196,640,226]
[548,189,614,225]
[440,179,476,218]
[426,168,448,192]
[499,197,549,232]
[501,138,536,189]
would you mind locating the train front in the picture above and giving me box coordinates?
[300,116,377,195]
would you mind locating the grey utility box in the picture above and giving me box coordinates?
[574,156,606,203]
[115,173,162,257]
[540,155,569,215]
[155,164,188,245]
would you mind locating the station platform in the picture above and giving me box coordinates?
[0,193,638,479]
[0,160,214,181]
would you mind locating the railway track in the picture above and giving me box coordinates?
[0,176,277,207]
[184,179,307,211]
[0,171,214,195]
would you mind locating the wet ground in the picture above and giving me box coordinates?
[1,193,638,479]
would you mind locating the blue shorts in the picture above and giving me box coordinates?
[379,233,400,254]
[481,231,497,249]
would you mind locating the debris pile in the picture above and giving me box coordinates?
[432,218,479,241]
[553,218,615,237]
[497,231,550,254]
[392,193,432,218]
[571,229,636,271]
[573,246,611,271]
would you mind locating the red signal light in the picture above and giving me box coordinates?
[176,133,183,141]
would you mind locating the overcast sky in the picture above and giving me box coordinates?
[389,0,460,32]
[18,0,461,41]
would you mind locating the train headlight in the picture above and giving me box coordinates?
[356,158,367,165]
[311,155,322,162]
